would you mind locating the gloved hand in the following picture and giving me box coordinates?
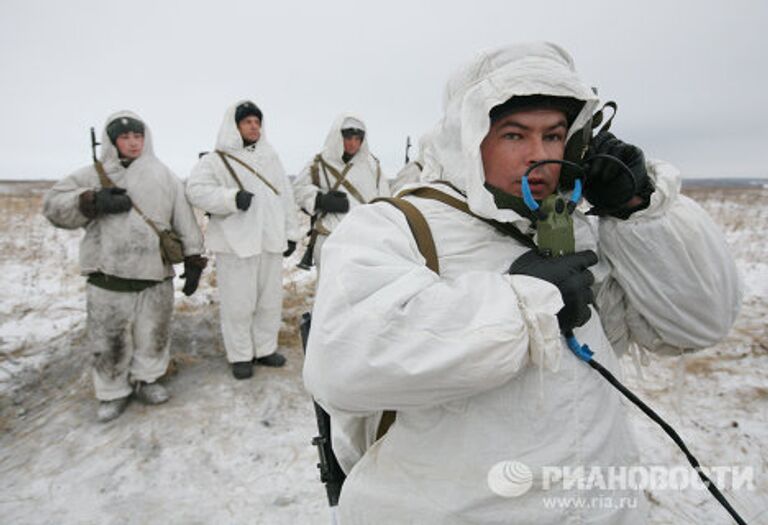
[509,249,598,332]
[584,131,653,218]
[93,187,133,215]
[235,190,254,211]
[283,241,297,257]
[78,190,98,219]
[315,190,350,213]
[180,254,208,296]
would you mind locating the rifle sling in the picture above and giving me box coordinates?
[370,183,537,439]
[399,183,537,250]
[93,161,164,238]
[318,157,365,204]
[216,150,280,196]
[371,197,439,274]
[311,157,356,237]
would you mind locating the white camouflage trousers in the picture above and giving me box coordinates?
[86,280,174,401]
[216,252,283,363]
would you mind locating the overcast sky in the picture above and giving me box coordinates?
[1,0,766,180]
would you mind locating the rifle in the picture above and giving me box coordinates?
[300,313,347,510]
[297,158,355,270]
[297,227,318,270]
[404,135,412,165]
[90,127,100,162]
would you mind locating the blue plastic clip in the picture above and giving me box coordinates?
[521,176,539,212]
[571,178,582,204]
[566,334,593,362]
[521,175,582,212]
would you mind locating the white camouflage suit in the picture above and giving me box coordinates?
[292,114,390,267]
[303,43,743,524]
[390,132,437,195]
[186,101,300,364]
[43,111,204,401]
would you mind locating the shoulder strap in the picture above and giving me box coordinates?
[318,157,366,204]
[371,197,440,439]
[369,195,439,440]
[92,161,163,238]
[399,184,537,250]
[215,151,245,191]
[372,197,439,274]
[368,186,535,440]
[215,150,280,196]
[93,161,114,188]
[310,154,322,187]
[370,154,382,190]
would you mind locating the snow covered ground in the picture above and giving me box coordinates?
[0,182,765,524]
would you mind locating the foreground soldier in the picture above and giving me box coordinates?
[292,114,390,268]
[44,111,206,422]
[186,101,300,380]
[303,43,742,523]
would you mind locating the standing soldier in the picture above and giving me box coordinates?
[293,114,390,269]
[303,43,742,523]
[186,101,300,380]
[43,111,206,422]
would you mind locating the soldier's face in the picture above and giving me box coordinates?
[343,136,362,157]
[237,116,262,143]
[480,109,567,199]
[115,132,145,160]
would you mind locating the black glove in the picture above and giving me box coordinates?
[509,249,598,333]
[283,240,297,258]
[93,187,132,215]
[235,190,254,211]
[315,190,350,213]
[180,254,208,296]
[584,131,653,218]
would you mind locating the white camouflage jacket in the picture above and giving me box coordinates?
[186,101,300,258]
[292,113,390,235]
[303,43,742,525]
[43,110,204,281]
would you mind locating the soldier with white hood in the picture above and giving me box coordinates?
[293,114,390,268]
[44,111,206,422]
[303,43,742,523]
[390,132,437,194]
[186,101,300,380]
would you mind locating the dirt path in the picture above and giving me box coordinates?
[0,304,329,524]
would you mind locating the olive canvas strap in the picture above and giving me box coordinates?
[215,150,280,196]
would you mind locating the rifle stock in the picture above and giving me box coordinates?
[300,313,346,507]
[297,230,318,270]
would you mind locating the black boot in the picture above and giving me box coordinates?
[232,361,253,379]
[255,353,286,368]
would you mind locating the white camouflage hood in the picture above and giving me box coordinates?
[422,42,600,222]
[215,99,270,154]
[99,110,156,171]
[320,113,372,164]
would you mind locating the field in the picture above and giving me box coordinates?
[0,181,765,524]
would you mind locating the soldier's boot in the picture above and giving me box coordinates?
[134,381,170,405]
[254,353,286,368]
[97,396,129,423]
